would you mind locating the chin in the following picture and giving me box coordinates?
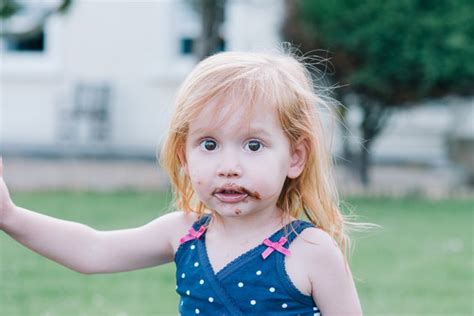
[211,207,247,218]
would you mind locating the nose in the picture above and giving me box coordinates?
[217,166,242,178]
[216,151,242,178]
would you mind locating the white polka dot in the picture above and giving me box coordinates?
[237,282,244,287]
[199,279,205,285]
[180,300,184,306]
[190,245,196,250]
[314,313,320,316]
[282,303,288,309]
[250,300,256,305]
[186,290,191,295]
[175,285,178,290]
[194,262,199,267]
[195,308,200,314]
[208,297,214,303]
[256,270,262,275]
[269,287,275,292]
[313,307,317,311]
[181,273,186,278]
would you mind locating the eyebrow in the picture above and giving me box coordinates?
[192,127,273,138]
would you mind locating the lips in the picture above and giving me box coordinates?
[213,185,249,203]
[214,192,248,203]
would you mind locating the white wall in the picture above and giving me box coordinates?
[1,0,470,167]
[226,0,284,51]
[0,0,288,156]
[337,96,474,166]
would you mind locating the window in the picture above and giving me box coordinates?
[0,1,60,54]
[180,37,194,55]
[3,30,45,52]
[0,1,62,77]
[216,36,226,52]
[179,36,226,56]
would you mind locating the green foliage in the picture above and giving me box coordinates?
[0,0,21,19]
[0,0,73,20]
[298,0,474,103]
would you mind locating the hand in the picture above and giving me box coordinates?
[0,157,15,229]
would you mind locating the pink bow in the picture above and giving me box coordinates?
[179,225,207,244]
[261,237,290,259]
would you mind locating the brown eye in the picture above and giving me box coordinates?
[200,139,218,151]
[246,140,263,152]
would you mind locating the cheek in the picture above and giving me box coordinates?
[252,167,286,198]
[189,175,208,199]
[187,151,211,177]
[187,160,212,192]
[189,170,206,188]
[188,159,210,175]
[253,176,285,198]
[250,158,288,197]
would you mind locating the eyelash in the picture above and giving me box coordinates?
[198,138,265,152]
[199,139,218,151]
[245,139,264,152]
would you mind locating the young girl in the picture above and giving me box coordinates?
[0,51,362,315]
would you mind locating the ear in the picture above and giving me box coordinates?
[287,138,308,179]
[177,150,189,176]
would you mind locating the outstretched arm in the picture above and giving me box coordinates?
[0,157,192,274]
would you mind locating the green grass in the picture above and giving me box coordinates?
[1,192,473,315]
[347,197,473,315]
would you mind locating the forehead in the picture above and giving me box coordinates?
[188,94,281,135]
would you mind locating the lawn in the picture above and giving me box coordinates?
[1,191,472,315]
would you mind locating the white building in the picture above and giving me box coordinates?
[1,0,471,168]
[0,0,284,158]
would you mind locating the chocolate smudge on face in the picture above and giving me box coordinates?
[234,209,242,215]
[239,188,261,200]
[248,190,261,200]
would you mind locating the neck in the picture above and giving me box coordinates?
[208,207,293,241]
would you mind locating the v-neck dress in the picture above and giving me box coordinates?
[174,215,321,316]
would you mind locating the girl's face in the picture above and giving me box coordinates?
[183,96,305,219]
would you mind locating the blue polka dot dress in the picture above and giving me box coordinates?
[174,215,321,315]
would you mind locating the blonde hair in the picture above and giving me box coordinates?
[161,50,350,254]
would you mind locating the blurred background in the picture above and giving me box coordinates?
[0,0,473,315]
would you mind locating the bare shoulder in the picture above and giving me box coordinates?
[294,227,342,258]
[146,211,200,252]
[285,227,345,296]
[288,226,344,271]
[293,226,348,276]
[289,227,362,315]
[155,210,200,228]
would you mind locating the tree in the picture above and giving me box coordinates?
[0,0,73,39]
[284,0,474,185]
[187,0,226,60]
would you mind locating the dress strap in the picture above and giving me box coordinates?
[260,220,314,260]
[283,220,314,244]
[191,213,212,230]
[274,220,318,306]
[179,213,212,244]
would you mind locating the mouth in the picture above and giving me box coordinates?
[212,185,256,203]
